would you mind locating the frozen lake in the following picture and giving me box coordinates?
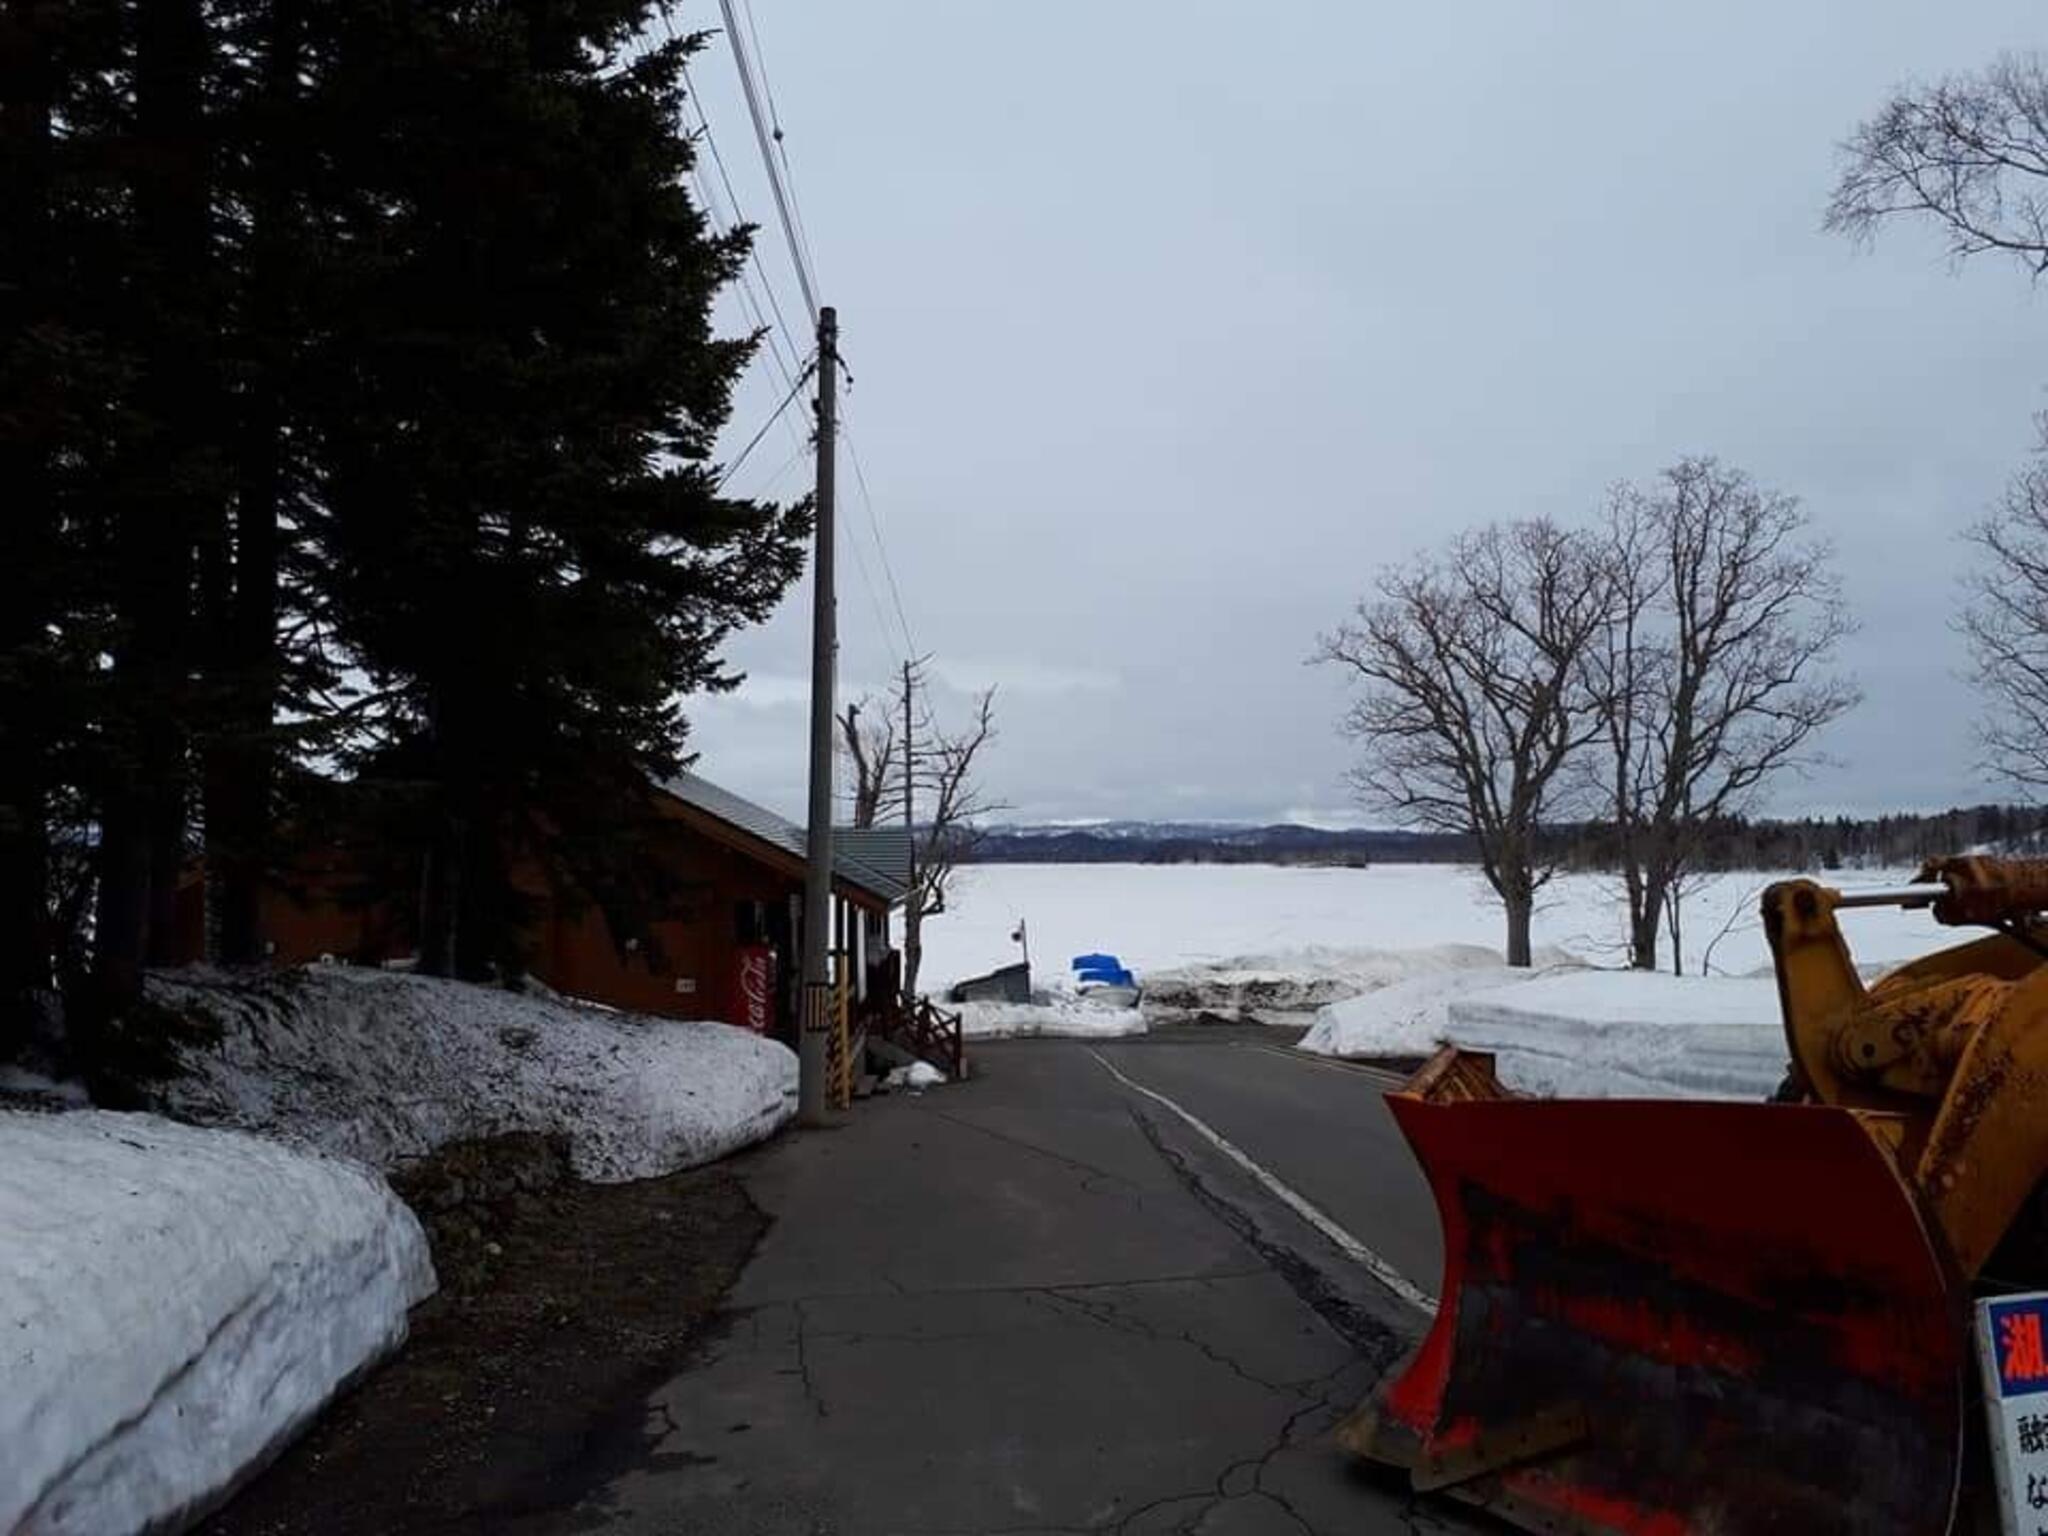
[920,861,1938,992]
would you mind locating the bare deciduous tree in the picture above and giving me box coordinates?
[837,697,896,830]
[1963,420,2048,793]
[1826,52,2048,278]
[1590,459,1857,973]
[847,661,1003,999]
[892,685,1001,1000]
[1316,520,1611,967]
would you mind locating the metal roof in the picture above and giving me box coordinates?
[834,827,915,892]
[661,770,908,904]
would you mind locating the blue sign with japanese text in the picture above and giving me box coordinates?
[1989,1296,2048,1401]
[1978,1293,2048,1536]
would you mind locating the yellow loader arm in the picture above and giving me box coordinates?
[1766,856,2048,1278]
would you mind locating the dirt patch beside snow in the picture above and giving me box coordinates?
[198,1136,767,1536]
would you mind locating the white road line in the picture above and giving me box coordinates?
[1086,1048,1436,1314]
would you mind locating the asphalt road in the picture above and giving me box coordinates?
[573,1028,1494,1536]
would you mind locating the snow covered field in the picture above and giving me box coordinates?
[1,1111,433,1535]
[150,966,799,1182]
[924,862,1944,1092]
[922,863,1935,991]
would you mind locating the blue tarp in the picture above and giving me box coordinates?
[1072,952,1135,988]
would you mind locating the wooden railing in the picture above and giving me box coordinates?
[895,996,966,1081]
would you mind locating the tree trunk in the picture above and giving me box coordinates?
[205,0,297,965]
[416,808,462,978]
[903,901,924,1001]
[1628,888,1663,972]
[0,0,56,1049]
[1503,889,1534,968]
[96,0,212,1005]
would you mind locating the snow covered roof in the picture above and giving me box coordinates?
[661,770,909,905]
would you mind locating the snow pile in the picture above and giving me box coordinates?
[1302,965,1790,1101]
[885,1061,947,1092]
[1449,971,1788,1100]
[150,965,797,1183]
[1144,942,1569,1022]
[957,996,1148,1040]
[1,1110,433,1535]
[1296,960,1560,1058]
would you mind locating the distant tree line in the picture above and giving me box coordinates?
[1,2,808,1077]
[962,805,2048,875]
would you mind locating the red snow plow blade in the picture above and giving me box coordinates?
[1339,1050,1966,1536]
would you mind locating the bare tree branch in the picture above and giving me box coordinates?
[836,696,895,829]
[1962,416,2048,793]
[1827,52,2048,278]
[1589,458,1857,971]
[1315,519,1611,966]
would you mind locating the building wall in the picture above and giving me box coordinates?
[240,794,890,1035]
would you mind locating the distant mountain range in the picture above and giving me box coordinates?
[962,804,2048,871]
[964,821,1469,866]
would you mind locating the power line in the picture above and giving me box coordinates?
[675,51,807,375]
[717,0,819,324]
[660,6,921,673]
[717,354,817,489]
[840,414,919,660]
[736,0,822,291]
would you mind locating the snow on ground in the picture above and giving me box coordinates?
[1295,960,1562,1058]
[922,863,1936,994]
[956,997,1148,1040]
[1448,970,1789,1100]
[927,862,1949,1098]
[1300,966,1788,1100]
[1143,941,1574,1023]
[884,1061,948,1092]
[150,965,797,1182]
[1,1110,433,1535]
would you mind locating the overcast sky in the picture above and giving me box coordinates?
[680,1,2047,826]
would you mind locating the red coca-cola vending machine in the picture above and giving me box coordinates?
[731,944,777,1035]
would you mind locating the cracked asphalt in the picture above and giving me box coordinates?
[575,1029,1502,1535]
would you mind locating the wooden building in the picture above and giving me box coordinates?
[184,771,911,1046]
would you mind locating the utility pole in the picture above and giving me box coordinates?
[798,306,838,1126]
[901,656,916,1008]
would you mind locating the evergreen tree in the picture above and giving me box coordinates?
[312,4,807,978]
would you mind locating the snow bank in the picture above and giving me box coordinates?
[1144,942,1565,1022]
[1,1110,433,1535]
[1450,971,1788,1100]
[150,966,796,1183]
[957,997,1148,1040]
[1296,960,1555,1057]
[1302,966,1790,1101]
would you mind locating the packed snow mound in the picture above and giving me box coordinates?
[1,1110,433,1535]
[1452,971,1788,1100]
[957,996,1148,1040]
[885,1061,947,1092]
[1297,960,1570,1058]
[1305,966,1789,1100]
[1144,942,1572,1022]
[150,965,797,1182]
